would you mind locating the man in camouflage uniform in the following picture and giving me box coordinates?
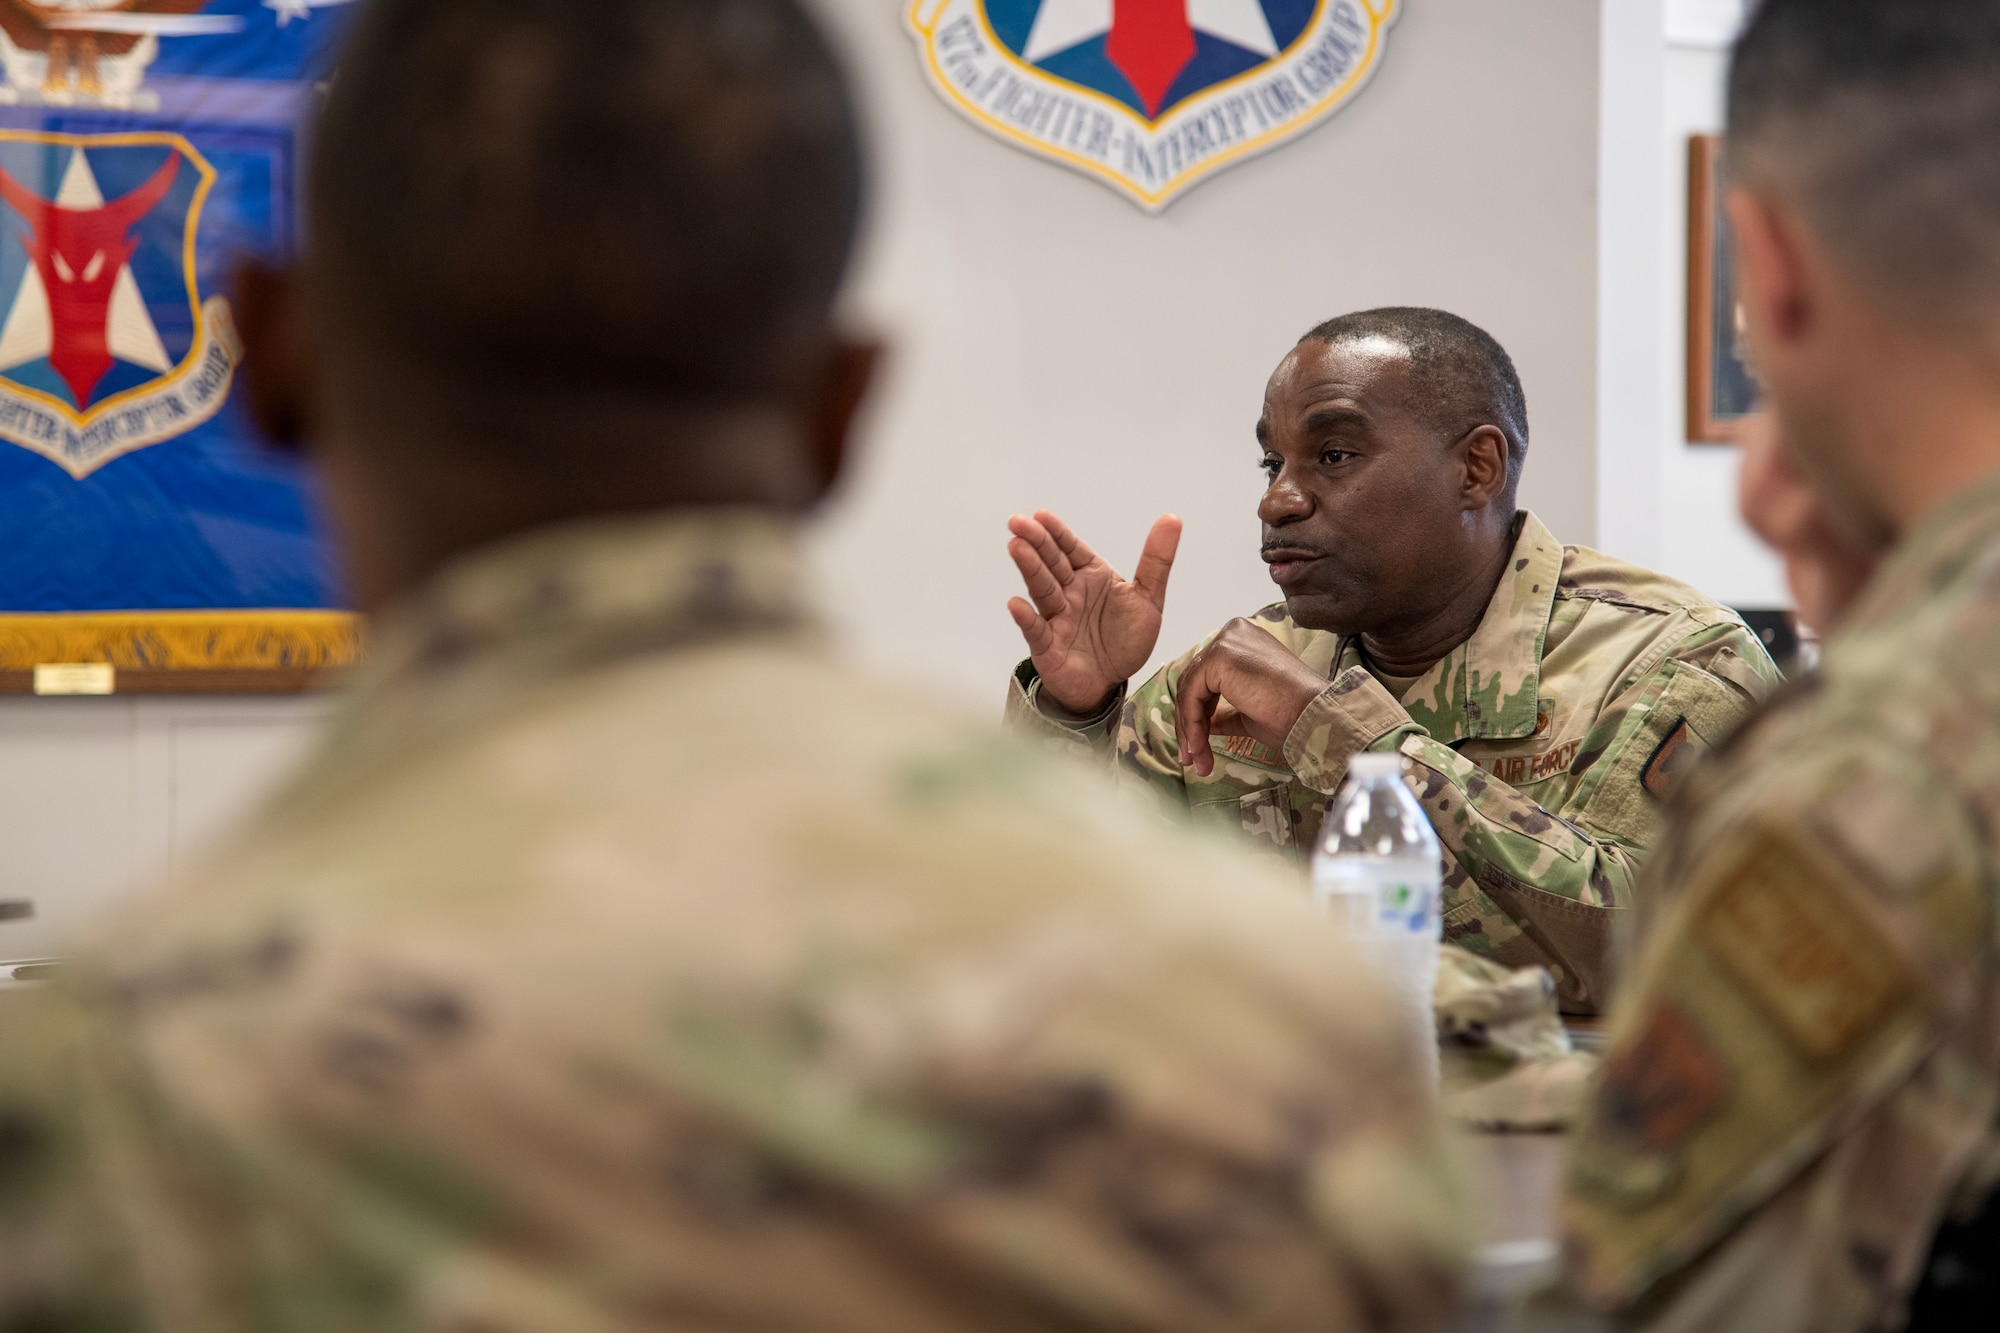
[0,1,1468,1328]
[1005,310,1779,1012]
[1565,3,2000,1329]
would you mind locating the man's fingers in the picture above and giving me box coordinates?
[1007,538,1070,620]
[1034,510,1101,571]
[1208,702,1250,738]
[1008,514,1077,585]
[1132,514,1182,608]
[1174,657,1223,778]
[1007,597,1056,656]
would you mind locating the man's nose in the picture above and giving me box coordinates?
[1259,469,1312,525]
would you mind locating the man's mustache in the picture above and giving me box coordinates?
[1260,542,1333,560]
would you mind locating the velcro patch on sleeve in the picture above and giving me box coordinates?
[1694,829,1916,1062]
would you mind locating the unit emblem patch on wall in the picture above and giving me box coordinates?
[906,0,1399,211]
[0,131,232,478]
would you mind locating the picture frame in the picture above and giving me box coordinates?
[1687,133,1759,443]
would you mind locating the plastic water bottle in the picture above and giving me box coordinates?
[1312,751,1443,1091]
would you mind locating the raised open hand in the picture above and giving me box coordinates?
[1006,510,1182,715]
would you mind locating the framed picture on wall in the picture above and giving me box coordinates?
[1688,133,1759,443]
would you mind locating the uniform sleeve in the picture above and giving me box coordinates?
[1284,622,1779,1014]
[1003,658,1127,763]
[1563,747,1992,1332]
[1004,651,1200,820]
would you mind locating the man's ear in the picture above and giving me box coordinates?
[230,259,312,453]
[1726,187,1815,365]
[1458,424,1511,511]
[802,336,883,504]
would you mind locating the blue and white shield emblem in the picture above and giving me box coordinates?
[908,0,1399,211]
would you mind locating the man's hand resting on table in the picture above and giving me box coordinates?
[1006,510,1182,716]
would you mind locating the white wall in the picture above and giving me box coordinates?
[3,0,1778,957]
[0,696,328,960]
[1647,0,1786,606]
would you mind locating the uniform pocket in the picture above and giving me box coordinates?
[1236,782,1297,851]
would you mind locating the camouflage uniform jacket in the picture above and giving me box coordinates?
[0,510,1468,1333]
[1006,512,1780,1013]
[1565,476,2000,1332]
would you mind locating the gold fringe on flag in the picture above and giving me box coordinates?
[0,611,361,670]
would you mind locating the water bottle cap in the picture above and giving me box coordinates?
[1348,752,1404,779]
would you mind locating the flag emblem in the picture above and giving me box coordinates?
[0,131,238,479]
[907,0,1399,211]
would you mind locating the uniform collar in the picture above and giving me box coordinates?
[254,507,819,838]
[1337,511,1562,744]
[356,507,815,697]
[1838,471,2000,643]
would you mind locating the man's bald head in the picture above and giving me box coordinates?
[309,0,863,403]
[1300,307,1529,505]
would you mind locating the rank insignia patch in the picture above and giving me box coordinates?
[906,0,1401,211]
[0,131,234,479]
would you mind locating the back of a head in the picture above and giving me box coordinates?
[1300,306,1530,502]
[1729,0,2000,324]
[311,0,863,407]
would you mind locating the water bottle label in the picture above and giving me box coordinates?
[1379,880,1435,934]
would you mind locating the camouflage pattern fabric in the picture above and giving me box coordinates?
[1444,1053,1599,1135]
[1435,945,1590,1134]
[1435,944,1571,1069]
[0,510,1471,1333]
[1564,476,2000,1332]
[1006,512,1781,1013]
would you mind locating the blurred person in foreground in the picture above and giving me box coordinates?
[0,0,1467,1328]
[1004,311,1781,1015]
[1565,1,2000,1329]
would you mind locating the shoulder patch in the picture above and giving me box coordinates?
[1694,829,1917,1062]
[1600,1003,1729,1152]
[1573,1003,1728,1208]
[1641,717,1698,799]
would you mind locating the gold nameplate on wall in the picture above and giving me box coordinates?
[33,663,115,696]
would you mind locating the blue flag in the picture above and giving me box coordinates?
[0,0,355,675]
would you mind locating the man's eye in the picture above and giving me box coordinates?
[1321,448,1352,466]
[1258,457,1282,477]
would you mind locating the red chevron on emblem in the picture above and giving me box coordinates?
[1105,0,1195,117]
